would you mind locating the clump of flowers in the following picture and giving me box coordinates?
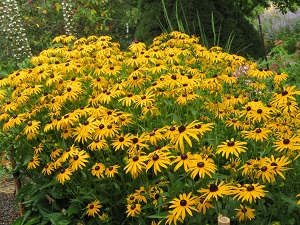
[0,0,32,61]
[1,31,300,224]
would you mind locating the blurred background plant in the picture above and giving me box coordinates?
[252,5,300,54]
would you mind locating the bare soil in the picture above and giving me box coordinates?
[0,178,20,225]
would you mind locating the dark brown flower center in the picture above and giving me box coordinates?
[89,205,94,209]
[119,137,124,142]
[181,154,188,160]
[95,166,100,170]
[227,141,235,147]
[283,139,290,144]
[133,156,139,162]
[271,162,277,167]
[178,125,186,133]
[261,166,267,172]
[197,162,205,167]
[247,185,254,191]
[132,138,138,144]
[241,207,247,213]
[130,204,136,210]
[209,184,218,192]
[180,199,187,206]
[73,155,79,160]
[152,154,159,161]
[257,109,262,114]
[256,128,262,133]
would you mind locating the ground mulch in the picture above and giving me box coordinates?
[0,179,20,225]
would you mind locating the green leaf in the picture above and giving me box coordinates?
[24,217,41,225]
[44,212,70,225]
[147,211,169,219]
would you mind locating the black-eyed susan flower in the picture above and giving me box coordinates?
[111,133,133,151]
[266,155,292,179]
[23,120,41,135]
[118,92,137,107]
[127,133,149,154]
[126,203,142,217]
[168,193,197,223]
[146,149,173,175]
[255,164,276,183]
[234,204,255,222]
[171,120,202,153]
[198,181,233,202]
[216,138,247,159]
[72,117,99,144]
[69,150,90,171]
[196,197,214,214]
[273,135,300,152]
[88,139,107,151]
[105,164,120,177]
[27,155,40,169]
[188,154,217,179]
[50,147,62,160]
[124,154,148,178]
[56,168,72,185]
[241,127,272,142]
[172,152,193,172]
[42,163,54,175]
[271,86,300,107]
[86,200,102,217]
[91,163,106,179]
[233,183,268,204]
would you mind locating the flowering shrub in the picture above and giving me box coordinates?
[1,31,300,225]
[0,0,32,62]
[254,6,300,53]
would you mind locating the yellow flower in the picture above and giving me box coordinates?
[146,149,173,175]
[69,150,90,171]
[216,138,247,159]
[198,181,233,202]
[105,164,120,177]
[171,120,202,153]
[172,152,193,172]
[126,203,142,217]
[196,197,214,214]
[86,200,102,217]
[168,193,197,224]
[111,133,133,151]
[124,154,148,178]
[27,155,40,169]
[188,154,217,179]
[56,168,72,185]
[233,183,268,204]
[72,117,98,144]
[23,120,41,134]
[273,135,300,152]
[234,204,255,222]
[91,163,106,179]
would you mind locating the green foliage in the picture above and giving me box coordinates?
[135,0,264,58]
[235,0,300,16]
